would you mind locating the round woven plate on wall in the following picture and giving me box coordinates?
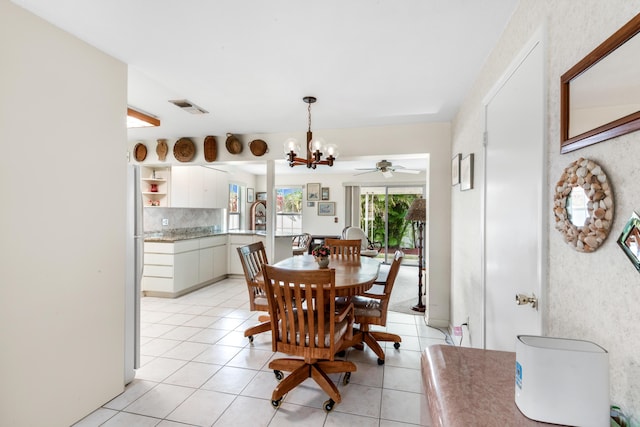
[174,137,196,162]
[249,139,268,156]
[204,135,218,162]
[225,133,243,155]
[134,142,147,162]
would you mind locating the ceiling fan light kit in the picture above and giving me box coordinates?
[285,96,338,169]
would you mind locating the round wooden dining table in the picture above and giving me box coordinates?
[272,254,381,297]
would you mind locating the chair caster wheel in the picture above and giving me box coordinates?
[274,370,284,381]
[377,358,385,365]
[394,342,400,349]
[342,372,351,385]
[248,335,254,343]
[271,398,282,409]
[323,398,335,412]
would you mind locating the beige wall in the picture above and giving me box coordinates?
[0,1,128,425]
[451,0,640,416]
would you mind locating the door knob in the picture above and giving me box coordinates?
[515,293,538,309]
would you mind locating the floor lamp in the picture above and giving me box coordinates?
[406,198,426,312]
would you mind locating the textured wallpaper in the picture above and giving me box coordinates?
[451,0,640,417]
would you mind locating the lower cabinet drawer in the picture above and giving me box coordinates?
[144,253,173,266]
[143,265,173,278]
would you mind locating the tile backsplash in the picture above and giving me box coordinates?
[144,207,226,232]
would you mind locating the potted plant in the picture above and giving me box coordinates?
[311,245,331,268]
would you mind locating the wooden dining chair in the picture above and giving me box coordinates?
[325,238,361,257]
[262,264,356,412]
[345,250,404,365]
[236,242,271,343]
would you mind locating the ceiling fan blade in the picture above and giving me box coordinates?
[355,168,377,171]
[353,170,377,176]
[394,169,420,174]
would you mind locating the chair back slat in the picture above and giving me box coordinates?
[325,238,361,257]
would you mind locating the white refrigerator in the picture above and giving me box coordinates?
[124,165,142,383]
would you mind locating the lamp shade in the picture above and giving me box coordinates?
[405,198,427,222]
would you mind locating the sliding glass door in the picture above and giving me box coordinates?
[360,186,424,265]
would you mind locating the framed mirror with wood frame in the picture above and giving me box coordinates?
[561,13,640,154]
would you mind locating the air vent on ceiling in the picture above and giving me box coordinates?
[168,99,209,115]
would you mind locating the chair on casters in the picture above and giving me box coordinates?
[262,264,356,413]
[292,233,311,256]
[324,238,361,258]
[346,250,404,365]
[342,226,381,258]
[237,242,271,343]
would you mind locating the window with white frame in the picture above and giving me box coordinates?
[228,183,241,230]
[276,186,302,234]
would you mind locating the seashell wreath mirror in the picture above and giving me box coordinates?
[553,158,614,252]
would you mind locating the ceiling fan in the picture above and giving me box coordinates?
[354,159,421,178]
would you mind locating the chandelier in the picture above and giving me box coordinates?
[284,96,338,168]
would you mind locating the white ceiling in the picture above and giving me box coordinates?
[11,0,518,175]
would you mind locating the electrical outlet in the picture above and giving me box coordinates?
[453,326,462,336]
[162,218,169,226]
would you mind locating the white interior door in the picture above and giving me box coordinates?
[483,31,546,351]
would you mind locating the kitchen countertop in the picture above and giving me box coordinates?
[144,227,301,242]
[421,344,553,426]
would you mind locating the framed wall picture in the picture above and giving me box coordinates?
[318,201,335,216]
[307,201,315,207]
[451,153,461,186]
[307,183,321,201]
[247,188,254,203]
[321,187,330,200]
[460,154,474,191]
[256,191,267,201]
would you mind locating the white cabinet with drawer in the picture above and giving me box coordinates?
[199,235,228,283]
[142,235,228,297]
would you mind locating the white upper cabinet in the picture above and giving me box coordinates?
[171,165,227,208]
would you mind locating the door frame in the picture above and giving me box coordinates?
[481,26,548,349]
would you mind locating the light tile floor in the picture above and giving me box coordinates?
[74,277,449,426]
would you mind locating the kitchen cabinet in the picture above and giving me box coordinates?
[228,234,265,275]
[199,235,228,283]
[142,234,228,297]
[141,166,170,207]
[171,165,228,208]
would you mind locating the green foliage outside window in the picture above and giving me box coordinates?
[360,194,419,249]
[276,188,302,213]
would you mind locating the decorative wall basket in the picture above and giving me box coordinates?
[553,158,614,252]
[249,139,268,156]
[204,135,217,162]
[225,133,242,154]
[174,137,196,162]
[134,142,147,162]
